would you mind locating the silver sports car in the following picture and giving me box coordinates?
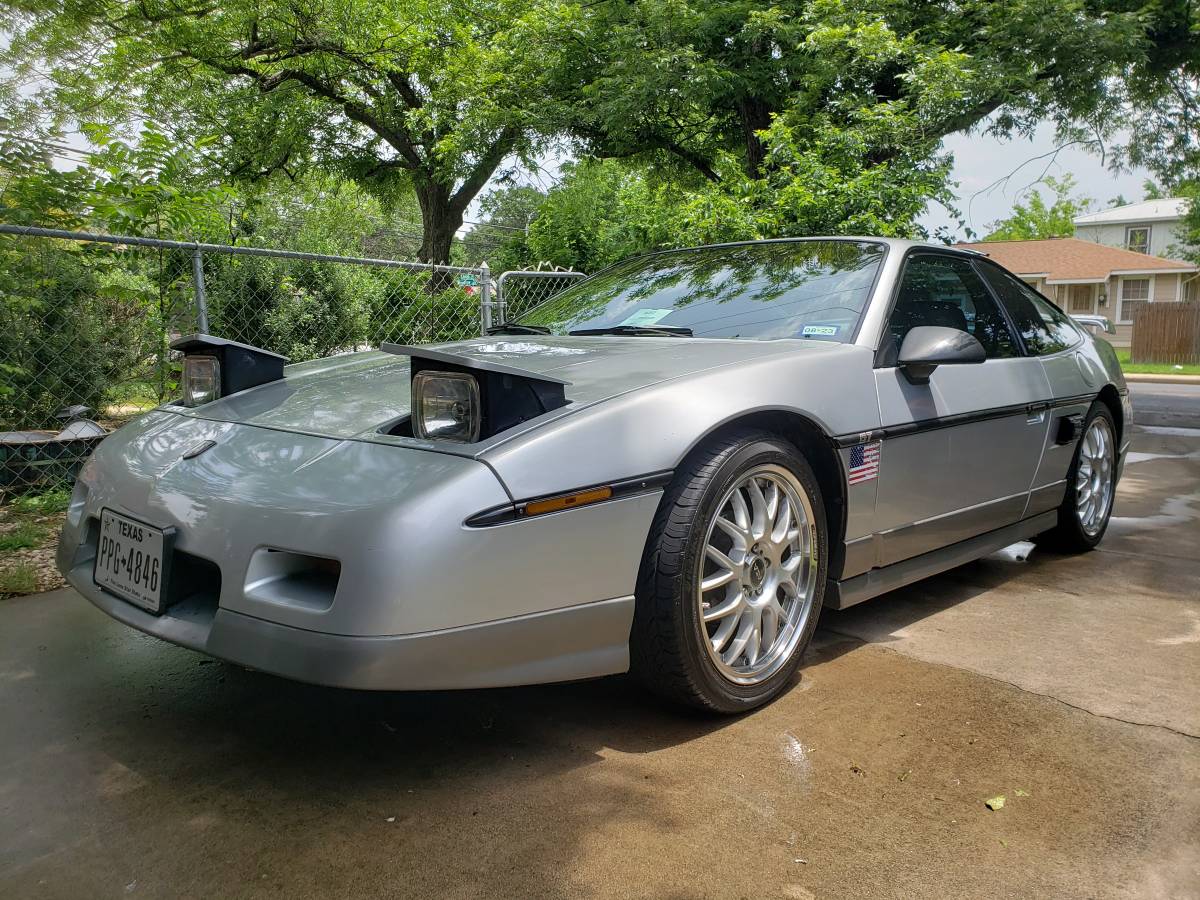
[57,238,1131,712]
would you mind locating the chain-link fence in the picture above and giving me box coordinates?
[495,268,589,323]
[0,224,505,497]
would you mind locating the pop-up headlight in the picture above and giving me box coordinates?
[170,334,287,407]
[182,355,221,407]
[382,343,569,444]
[412,371,481,442]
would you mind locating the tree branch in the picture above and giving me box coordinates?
[449,125,519,214]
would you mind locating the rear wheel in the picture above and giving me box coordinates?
[630,431,827,713]
[1037,402,1118,552]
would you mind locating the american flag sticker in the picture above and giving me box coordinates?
[847,441,881,485]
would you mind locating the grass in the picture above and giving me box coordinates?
[1115,349,1200,376]
[10,488,71,516]
[0,563,38,597]
[0,488,69,598]
[0,523,48,552]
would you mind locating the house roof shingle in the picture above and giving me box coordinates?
[956,237,1196,282]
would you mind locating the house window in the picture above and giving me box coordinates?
[1125,226,1150,254]
[1118,277,1150,324]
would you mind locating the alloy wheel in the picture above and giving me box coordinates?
[696,464,819,685]
[1076,416,1116,536]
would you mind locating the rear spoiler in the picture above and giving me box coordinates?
[1070,314,1117,336]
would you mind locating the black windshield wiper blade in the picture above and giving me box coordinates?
[486,323,551,335]
[568,325,693,337]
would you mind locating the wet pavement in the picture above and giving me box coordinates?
[1,426,1198,899]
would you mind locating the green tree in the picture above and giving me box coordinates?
[983,176,1093,241]
[569,1,1185,174]
[458,183,546,271]
[542,0,1188,236]
[1,0,556,264]
[0,125,224,425]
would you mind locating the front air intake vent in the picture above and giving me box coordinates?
[244,548,341,612]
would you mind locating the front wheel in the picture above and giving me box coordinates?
[630,431,827,713]
[1037,402,1118,552]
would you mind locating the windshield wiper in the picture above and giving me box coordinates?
[568,325,693,337]
[486,323,551,335]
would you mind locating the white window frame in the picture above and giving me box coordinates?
[1117,275,1152,324]
[1125,225,1151,254]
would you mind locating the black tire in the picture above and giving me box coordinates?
[629,430,828,714]
[1036,401,1118,553]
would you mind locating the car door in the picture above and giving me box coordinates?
[870,252,1052,567]
[973,260,1094,518]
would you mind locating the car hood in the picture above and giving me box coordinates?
[172,336,848,442]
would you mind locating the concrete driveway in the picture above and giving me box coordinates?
[1,425,1197,900]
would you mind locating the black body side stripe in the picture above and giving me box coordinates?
[465,470,674,527]
[833,392,1100,448]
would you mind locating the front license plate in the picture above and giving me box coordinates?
[94,509,171,614]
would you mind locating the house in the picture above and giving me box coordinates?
[1073,197,1191,258]
[957,237,1198,347]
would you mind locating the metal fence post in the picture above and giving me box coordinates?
[191,244,210,333]
[479,261,492,334]
[497,270,510,325]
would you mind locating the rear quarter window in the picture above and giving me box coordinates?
[975,262,1080,355]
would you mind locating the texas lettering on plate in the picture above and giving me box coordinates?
[94,509,168,613]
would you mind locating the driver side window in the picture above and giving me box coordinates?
[886,255,1019,362]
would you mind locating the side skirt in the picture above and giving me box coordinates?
[824,511,1058,610]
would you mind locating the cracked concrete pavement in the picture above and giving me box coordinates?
[1,425,1197,899]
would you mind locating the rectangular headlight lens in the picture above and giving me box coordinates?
[182,355,221,407]
[412,371,481,442]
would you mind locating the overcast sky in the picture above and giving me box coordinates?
[922,122,1153,240]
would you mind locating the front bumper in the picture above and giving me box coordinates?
[65,564,632,690]
[57,410,660,689]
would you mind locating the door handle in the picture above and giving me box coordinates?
[1025,400,1051,425]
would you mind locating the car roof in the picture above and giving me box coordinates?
[609,235,985,263]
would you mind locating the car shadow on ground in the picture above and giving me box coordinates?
[814,550,1042,652]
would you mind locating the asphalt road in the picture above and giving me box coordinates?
[1,426,1198,899]
[1129,381,1200,428]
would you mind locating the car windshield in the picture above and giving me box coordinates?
[516,240,886,341]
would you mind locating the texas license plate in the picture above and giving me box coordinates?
[94,509,171,614]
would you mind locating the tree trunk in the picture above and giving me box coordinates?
[414,180,461,293]
[416,181,460,264]
[738,94,773,179]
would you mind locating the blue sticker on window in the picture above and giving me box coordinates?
[619,308,674,327]
[801,324,839,337]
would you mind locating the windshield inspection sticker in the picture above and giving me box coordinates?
[801,324,839,337]
[619,308,674,327]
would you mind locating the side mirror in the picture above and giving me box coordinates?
[898,326,986,385]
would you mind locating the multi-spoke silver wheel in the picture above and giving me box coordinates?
[1075,416,1115,536]
[697,464,819,685]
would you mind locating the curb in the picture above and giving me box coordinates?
[1123,373,1200,385]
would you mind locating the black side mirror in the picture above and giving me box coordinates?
[898,326,986,385]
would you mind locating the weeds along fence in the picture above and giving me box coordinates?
[0,223,584,497]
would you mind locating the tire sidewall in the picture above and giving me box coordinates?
[674,437,828,712]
